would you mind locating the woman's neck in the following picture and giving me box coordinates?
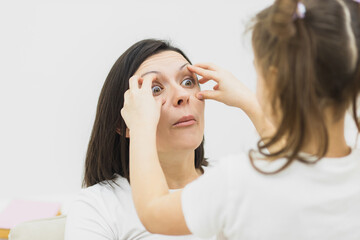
[302,110,351,158]
[158,151,202,189]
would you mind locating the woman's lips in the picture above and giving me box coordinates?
[173,115,196,127]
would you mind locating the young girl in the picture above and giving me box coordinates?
[121,0,360,239]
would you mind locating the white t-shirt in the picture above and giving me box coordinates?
[182,149,360,240]
[65,172,217,240]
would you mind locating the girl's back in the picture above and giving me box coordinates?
[182,150,360,239]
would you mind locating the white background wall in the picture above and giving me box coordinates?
[1,0,358,199]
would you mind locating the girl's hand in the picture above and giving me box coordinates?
[121,75,162,134]
[188,63,278,148]
[187,63,257,114]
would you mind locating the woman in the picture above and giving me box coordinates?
[65,39,214,239]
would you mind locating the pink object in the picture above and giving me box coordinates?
[0,199,61,229]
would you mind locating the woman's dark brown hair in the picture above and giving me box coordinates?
[250,0,360,174]
[83,39,207,187]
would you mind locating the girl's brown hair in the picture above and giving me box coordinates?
[250,0,360,173]
[83,39,208,187]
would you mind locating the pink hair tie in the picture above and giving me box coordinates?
[293,2,306,20]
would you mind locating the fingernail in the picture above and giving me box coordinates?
[197,94,203,100]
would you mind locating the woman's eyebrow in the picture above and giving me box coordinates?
[141,71,160,78]
[179,63,189,70]
[140,63,190,78]
[179,63,198,79]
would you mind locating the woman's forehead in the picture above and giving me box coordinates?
[136,51,189,73]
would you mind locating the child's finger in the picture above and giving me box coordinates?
[196,90,220,101]
[198,78,210,84]
[192,62,219,71]
[187,65,218,82]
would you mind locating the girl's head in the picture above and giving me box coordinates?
[251,0,360,171]
[83,39,207,187]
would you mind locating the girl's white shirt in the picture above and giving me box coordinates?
[182,149,360,240]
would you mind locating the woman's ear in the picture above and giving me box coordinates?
[116,128,130,138]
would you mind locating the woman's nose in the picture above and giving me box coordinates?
[172,88,190,106]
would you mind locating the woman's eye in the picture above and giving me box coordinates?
[181,78,194,87]
[152,85,162,95]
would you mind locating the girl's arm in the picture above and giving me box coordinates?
[121,75,190,235]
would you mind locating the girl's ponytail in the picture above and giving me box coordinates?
[347,0,360,137]
[268,0,298,39]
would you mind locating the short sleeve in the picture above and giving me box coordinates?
[181,157,232,238]
[64,189,116,240]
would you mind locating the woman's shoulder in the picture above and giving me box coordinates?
[72,175,131,208]
[65,175,131,239]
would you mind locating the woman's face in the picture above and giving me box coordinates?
[133,51,205,153]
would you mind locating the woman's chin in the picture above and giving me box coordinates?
[175,142,202,151]
[157,138,203,152]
